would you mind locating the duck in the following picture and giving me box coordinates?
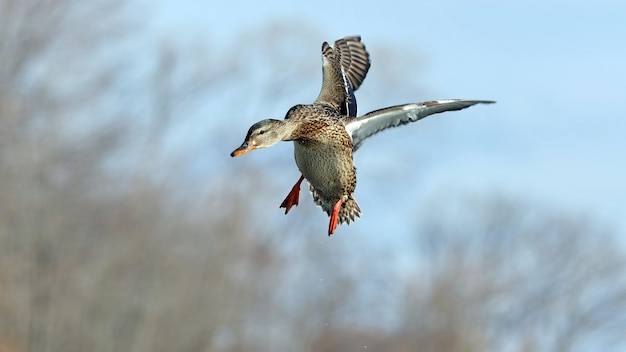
[231,36,494,236]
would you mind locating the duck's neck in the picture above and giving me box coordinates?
[273,119,300,141]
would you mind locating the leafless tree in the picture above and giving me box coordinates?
[1,1,624,351]
[400,196,626,352]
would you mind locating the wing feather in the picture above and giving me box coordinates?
[346,99,495,151]
[315,36,371,116]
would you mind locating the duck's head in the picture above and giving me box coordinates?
[231,119,286,157]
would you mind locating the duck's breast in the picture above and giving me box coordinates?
[294,139,355,200]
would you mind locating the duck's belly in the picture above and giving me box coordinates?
[294,141,354,199]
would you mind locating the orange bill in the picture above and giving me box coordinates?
[230,142,255,157]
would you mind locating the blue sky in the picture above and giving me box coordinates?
[145,0,626,238]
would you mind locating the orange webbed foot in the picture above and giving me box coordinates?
[328,199,343,236]
[280,175,305,214]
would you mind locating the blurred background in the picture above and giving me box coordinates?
[1,0,625,351]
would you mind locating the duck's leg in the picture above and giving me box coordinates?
[280,175,305,214]
[328,199,343,236]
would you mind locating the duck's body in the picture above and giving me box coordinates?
[288,104,361,227]
[231,36,494,235]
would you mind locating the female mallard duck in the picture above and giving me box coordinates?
[231,36,494,235]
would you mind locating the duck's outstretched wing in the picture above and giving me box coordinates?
[315,36,371,117]
[346,99,495,151]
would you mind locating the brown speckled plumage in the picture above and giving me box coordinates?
[286,104,361,225]
[231,35,495,235]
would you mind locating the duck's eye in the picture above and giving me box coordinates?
[259,130,266,135]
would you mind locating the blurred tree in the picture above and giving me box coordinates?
[0,1,133,350]
[400,196,626,352]
[304,197,626,352]
[1,1,624,351]
[0,1,287,351]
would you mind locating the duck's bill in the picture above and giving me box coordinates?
[230,142,255,157]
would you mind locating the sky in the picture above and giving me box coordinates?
[143,0,626,240]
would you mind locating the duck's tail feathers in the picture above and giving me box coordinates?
[310,186,361,225]
[338,195,361,225]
